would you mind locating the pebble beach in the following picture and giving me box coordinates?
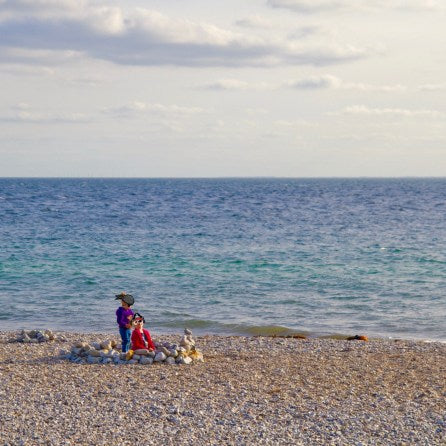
[0,331,445,446]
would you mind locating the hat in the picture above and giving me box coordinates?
[115,292,134,306]
[132,312,145,323]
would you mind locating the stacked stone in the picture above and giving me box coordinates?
[61,329,204,365]
[13,329,65,343]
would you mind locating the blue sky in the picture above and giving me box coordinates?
[1,0,445,177]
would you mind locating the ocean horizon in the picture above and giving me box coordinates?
[1,177,445,341]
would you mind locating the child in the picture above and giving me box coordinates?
[131,313,155,351]
[115,291,134,352]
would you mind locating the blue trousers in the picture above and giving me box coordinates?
[119,327,131,352]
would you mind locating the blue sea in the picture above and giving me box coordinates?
[1,178,445,341]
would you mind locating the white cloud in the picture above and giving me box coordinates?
[418,83,446,91]
[0,100,204,124]
[341,82,406,92]
[0,103,89,123]
[287,74,341,89]
[0,47,84,66]
[339,105,445,118]
[0,0,369,67]
[200,74,403,92]
[267,0,442,13]
[287,75,406,91]
[200,79,273,91]
[102,101,204,118]
[235,15,274,29]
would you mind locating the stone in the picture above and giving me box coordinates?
[45,330,55,340]
[179,335,190,347]
[134,349,149,356]
[160,347,170,356]
[100,341,112,350]
[177,356,192,365]
[154,352,167,362]
[347,335,369,341]
[88,349,101,357]
[184,328,192,336]
[189,350,204,362]
[63,334,203,366]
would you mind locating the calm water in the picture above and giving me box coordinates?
[0,178,445,341]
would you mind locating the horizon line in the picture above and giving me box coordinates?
[1,175,446,180]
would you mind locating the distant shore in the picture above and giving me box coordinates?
[1,331,445,445]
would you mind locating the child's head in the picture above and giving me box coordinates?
[115,291,134,307]
[132,313,145,328]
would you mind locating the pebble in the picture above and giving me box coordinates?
[1,330,445,446]
[12,329,65,343]
[154,352,167,362]
[62,328,203,366]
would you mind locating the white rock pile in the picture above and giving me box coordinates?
[61,329,204,365]
[12,329,67,343]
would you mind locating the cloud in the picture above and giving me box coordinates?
[288,74,341,89]
[0,46,83,66]
[338,105,445,118]
[200,79,273,91]
[0,103,89,123]
[0,100,204,124]
[418,83,446,91]
[267,0,443,13]
[102,101,204,118]
[0,0,369,67]
[235,15,274,29]
[287,75,406,91]
[268,0,346,13]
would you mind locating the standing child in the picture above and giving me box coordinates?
[115,292,134,352]
[131,313,156,351]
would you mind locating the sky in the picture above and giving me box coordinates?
[1,0,445,177]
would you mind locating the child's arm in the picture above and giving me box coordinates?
[117,308,132,328]
[144,329,156,351]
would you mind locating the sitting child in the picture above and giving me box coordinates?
[131,313,156,351]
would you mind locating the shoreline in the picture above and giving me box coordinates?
[2,324,445,344]
[1,331,445,445]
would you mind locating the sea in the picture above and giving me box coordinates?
[1,178,445,341]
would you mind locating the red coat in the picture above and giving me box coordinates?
[131,328,155,351]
